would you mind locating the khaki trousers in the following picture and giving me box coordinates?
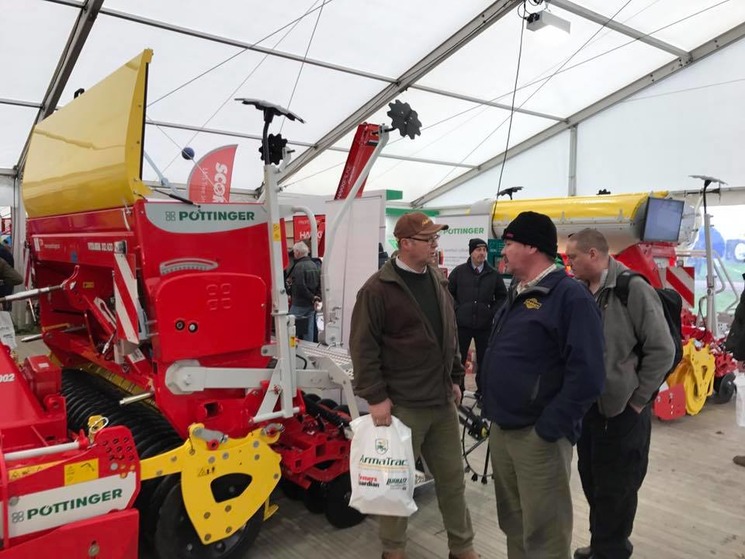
[489,425,573,559]
[380,403,474,555]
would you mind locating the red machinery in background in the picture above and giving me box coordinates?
[615,242,737,420]
[291,123,382,257]
[485,191,738,421]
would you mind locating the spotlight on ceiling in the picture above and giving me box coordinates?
[526,10,571,35]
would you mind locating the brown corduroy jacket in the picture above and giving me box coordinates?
[349,259,464,407]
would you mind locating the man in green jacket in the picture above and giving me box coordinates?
[350,212,477,559]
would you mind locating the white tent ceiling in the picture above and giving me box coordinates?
[2,0,745,205]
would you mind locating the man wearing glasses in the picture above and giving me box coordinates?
[350,212,478,559]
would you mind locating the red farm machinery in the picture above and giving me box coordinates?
[0,49,421,558]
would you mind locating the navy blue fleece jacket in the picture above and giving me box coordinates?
[481,269,605,443]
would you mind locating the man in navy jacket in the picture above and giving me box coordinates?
[481,211,606,559]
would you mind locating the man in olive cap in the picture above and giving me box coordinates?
[448,237,506,396]
[350,212,478,559]
[481,211,606,559]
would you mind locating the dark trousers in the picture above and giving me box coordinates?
[577,403,652,559]
[457,326,490,393]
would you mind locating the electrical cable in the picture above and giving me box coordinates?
[495,0,729,104]
[146,0,336,108]
[424,0,634,212]
[490,10,527,237]
[280,0,327,134]
[260,1,736,197]
[155,0,327,176]
[381,0,727,158]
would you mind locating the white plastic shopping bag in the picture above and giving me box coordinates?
[0,311,16,349]
[348,415,418,516]
[735,374,745,427]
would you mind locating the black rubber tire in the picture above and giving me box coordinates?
[154,478,263,559]
[140,475,180,544]
[714,372,737,404]
[317,398,339,410]
[324,473,366,529]
[278,478,304,501]
[303,481,326,514]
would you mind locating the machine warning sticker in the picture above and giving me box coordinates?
[145,203,269,234]
[64,459,99,486]
[9,462,59,481]
[127,348,146,363]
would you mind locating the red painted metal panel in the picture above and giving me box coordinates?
[334,123,380,200]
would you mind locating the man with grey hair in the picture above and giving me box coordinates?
[288,241,320,341]
[565,228,674,559]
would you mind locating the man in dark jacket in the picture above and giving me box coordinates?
[0,241,15,311]
[481,211,605,559]
[566,228,674,559]
[288,241,320,342]
[350,212,477,559]
[728,275,745,468]
[448,237,506,395]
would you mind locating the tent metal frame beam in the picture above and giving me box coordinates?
[16,0,103,174]
[412,21,745,207]
[43,0,83,7]
[411,85,564,121]
[551,0,690,59]
[148,120,476,169]
[279,0,523,184]
[0,169,17,178]
[100,5,558,122]
[0,98,42,110]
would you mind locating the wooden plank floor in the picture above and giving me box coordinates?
[252,399,745,559]
[14,342,745,558]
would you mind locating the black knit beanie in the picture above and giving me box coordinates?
[502,211,558,259]
[469,238,487,254]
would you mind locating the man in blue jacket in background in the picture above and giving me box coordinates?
[481,211,606,559]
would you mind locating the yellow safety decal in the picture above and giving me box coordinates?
[83,281,95,289]
[64,459,99,486]
[9,462,59,481]
[272,223,281,241]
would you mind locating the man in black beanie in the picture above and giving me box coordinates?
[480,210,606,559]
[448,237,506,397]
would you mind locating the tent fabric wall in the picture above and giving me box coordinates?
[575,37,745,196]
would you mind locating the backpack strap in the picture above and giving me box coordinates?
[614,270,648,306]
